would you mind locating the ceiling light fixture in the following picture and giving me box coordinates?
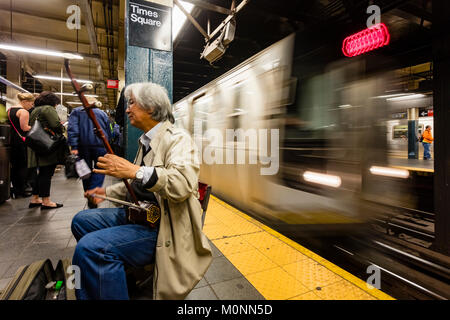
[373,93,411,99]
[56,92,98,98]
[173,1,195,41]
[0,43,83,60]
[34,75,92,84]
[386,94,425,101]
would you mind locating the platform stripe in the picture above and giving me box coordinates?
[208,195,395,300]
[391,165,434,173]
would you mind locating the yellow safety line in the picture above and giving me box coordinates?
[210,195,395,300]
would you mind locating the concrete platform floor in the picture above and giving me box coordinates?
[0,168,264,300]
[0,167,393,300]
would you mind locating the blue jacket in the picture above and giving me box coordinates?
[111,123,121,144]
[67,106,111,149]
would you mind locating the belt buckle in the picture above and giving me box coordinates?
[146,204,160,224]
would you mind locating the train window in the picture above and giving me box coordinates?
[226,84,244,142]
[283,74,334,139]
[192,95,212,134]
[393,125,408,139]
[173,103,188,130]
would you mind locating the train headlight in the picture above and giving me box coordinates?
[369,166,409,179]
[303,171,342,188]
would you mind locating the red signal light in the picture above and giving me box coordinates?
[342,23,390,57]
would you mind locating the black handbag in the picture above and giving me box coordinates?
[64,154,78,179]
[26,119,64,156]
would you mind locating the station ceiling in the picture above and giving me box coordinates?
[0,0,432,108]
[173,0,432,102]
[0,0,119,109]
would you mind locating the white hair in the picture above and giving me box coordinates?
[124,82,174,123]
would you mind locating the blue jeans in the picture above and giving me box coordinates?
[71,208,158,300]
[78,147,107,191]
[423,142,431,159]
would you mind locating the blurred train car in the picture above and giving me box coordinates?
[172,30,433,237]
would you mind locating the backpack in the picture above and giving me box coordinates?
[419,134,424,143]
[0,258,76,300]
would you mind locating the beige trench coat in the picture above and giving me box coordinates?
[106,120,212,300]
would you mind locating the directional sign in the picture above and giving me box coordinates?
[392,112,407,119]
[107,79,119,89]
[419,108,433,117]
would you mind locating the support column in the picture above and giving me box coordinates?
[432,0,450,255]
[5,56,20,106]
[122,0,173,161]
[407,108,418,159]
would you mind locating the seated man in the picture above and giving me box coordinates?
[71,82,212,300]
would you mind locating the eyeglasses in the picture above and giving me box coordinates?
[127,98,136,107]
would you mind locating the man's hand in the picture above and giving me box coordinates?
[85,187,106,204]
[94,154,140,179]
[71,149,78,155]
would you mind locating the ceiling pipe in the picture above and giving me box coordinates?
[0,75,29,92]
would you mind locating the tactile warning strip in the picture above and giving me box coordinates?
[203,195,395,300]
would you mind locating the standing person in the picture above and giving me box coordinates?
[109,114,122,156]
[70,82,212,300]
[25,93,41,195]
[0,98,7,123]
[7,92,35,198]
[422,125,434,160]
[67,97,111,208]
[28,91,64,209]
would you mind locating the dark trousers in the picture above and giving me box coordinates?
[31,164,57,198]
[78,146,107,191]
[26,167,38,191]
[10,143,28,195]
[71,208,158,299]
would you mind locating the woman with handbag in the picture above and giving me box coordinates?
[7,92,35,198]
[27,91,64,209]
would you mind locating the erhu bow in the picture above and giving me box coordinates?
[64,59,140,206]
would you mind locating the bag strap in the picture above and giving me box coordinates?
[7,108,26,142]
[35,106,57,136]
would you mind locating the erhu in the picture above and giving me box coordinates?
[64,59,160,227]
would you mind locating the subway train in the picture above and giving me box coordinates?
[172,32,433,236]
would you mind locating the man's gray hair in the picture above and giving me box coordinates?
[124,82,174,123]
